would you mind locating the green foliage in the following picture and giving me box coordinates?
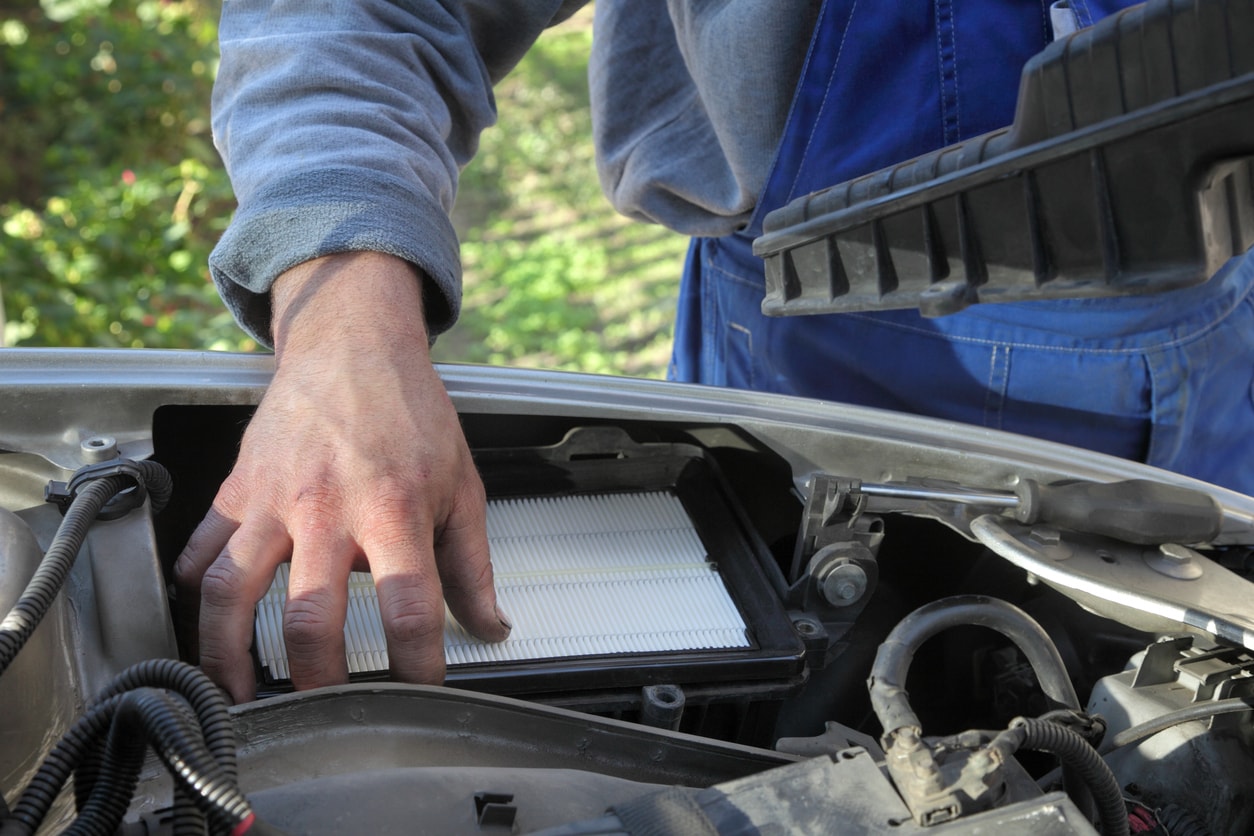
[1,0,252,350]
[461,232,608,368]
[1,3,682,370]
[437,12,687,377]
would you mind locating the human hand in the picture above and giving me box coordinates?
[175,252,509,703]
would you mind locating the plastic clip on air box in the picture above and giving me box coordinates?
[753,0,1254,317]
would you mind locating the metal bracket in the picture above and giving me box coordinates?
[971,515,1254,653]
[789,475,883,627]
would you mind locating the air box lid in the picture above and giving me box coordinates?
[753,0,1254,318]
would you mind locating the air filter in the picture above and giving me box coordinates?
[252,427,805,702]
[255,490,752,679]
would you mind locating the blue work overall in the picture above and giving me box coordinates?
[671,0,1254,495]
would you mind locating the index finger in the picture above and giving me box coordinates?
[175,504,242,606]
[173,504,241,661]
[197,516,292,703]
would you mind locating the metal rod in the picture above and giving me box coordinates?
[859,482,1020,509]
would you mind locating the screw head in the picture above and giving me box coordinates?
[817,561,868,607]
[1142,543,1204,580]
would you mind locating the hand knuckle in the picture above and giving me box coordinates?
[381,589,445,646]
[213,475,251,512]
[197,647,231,675]
[442,554,493,595]
[172,551,202,586]
[372,471,416,499]
[370,493,423,531]
[283,595,342,654]
[358,492,427,552]
[199,559,250,606]
[289,485,342,534]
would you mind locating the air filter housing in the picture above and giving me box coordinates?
[253,428,805,739]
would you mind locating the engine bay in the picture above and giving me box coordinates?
[3,351,1254,834]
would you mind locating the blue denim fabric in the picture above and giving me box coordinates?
[671,0,1254,494]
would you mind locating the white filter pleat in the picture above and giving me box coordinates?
[254,491,750,679]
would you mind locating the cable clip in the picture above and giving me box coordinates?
[1034,709,1108,746]
[45,459,150,521]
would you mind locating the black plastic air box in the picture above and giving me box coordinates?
[754,0,1254,317]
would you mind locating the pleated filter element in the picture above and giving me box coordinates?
[255,491,751,680]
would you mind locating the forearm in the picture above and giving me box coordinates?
[210,0,585,345]
[270,254,431,363]
[186,0,594,703]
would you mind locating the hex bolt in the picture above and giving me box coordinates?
[1027,525,1071,561]
[817,560,868,607]
[1028,526,1061,546]
[1159,543,1198,564]
[1143,542,1204,580]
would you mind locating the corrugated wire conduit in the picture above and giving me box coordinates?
[0,460,280,835]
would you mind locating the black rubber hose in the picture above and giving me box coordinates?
[868,595,1080,737]
[68,683,191,813]
[82,690,211,836]
[72,724,108,811]
[47,688,250,836]
[992,718,1128,836]
[170,785,209,836]
[136,459,174,514]
[164,692,210,836]
[1109,696,1254,750]
[86,660,236,834]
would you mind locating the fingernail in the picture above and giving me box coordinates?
[496,604,513,633]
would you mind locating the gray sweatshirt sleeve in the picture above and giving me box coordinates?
[210,0,582,345]
[590,0,819,237]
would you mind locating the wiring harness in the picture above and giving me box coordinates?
[0,458,279,835]
[2,659,268,836]
[868,595,1129,836]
